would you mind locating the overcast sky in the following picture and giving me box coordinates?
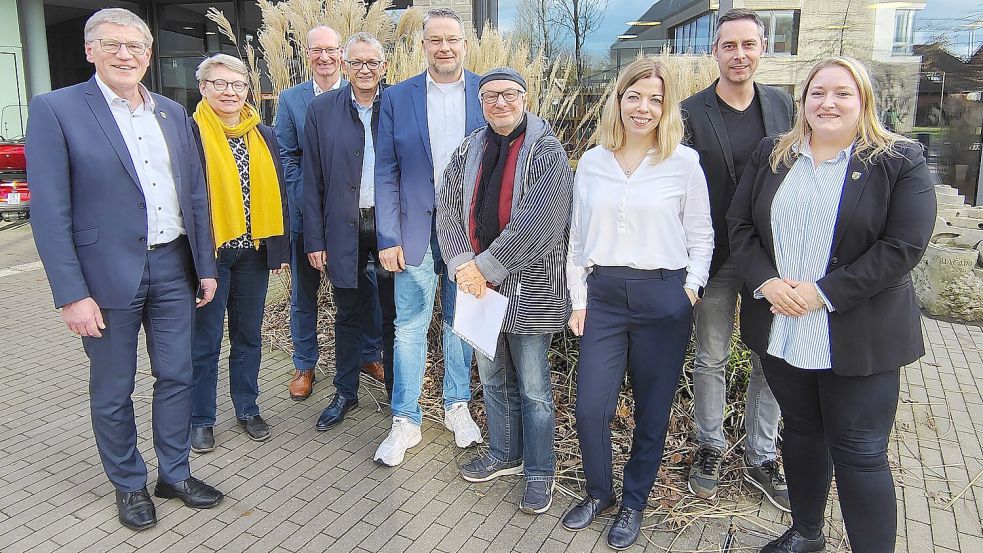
[496,0,982,57]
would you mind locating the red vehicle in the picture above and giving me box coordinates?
[0,142,26,172]
[0,140,28,220]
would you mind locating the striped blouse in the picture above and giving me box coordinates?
[765,141,852,370]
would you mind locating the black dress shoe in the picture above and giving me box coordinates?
[238,415,271,441]
[761,528,826,553]
[191,427,214,453]
[116,488,157,531]
[607,506,642,550]
[316,394,358,431]
[561,494,617,531]
[154,476,224,509]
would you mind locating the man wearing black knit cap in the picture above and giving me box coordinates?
[437,66,574,515]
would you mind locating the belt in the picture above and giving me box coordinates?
[359,207,374,219]
[592,266,686,280]
[148,234,186,252]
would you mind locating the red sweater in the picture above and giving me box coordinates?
[468,133,526,254]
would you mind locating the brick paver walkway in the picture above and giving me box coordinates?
[1,222,981,552]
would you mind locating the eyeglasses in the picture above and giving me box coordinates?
[480,89,524,104]
[308,47,340,57]
[424,36,464,47]
[345,59,383,71]
[93,39,149,56]
[205,79,249,93]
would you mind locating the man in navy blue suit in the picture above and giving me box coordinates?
[275,25,386,401]
[27,8,223,532]
[373,8,486,466]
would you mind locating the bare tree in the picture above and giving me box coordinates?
[513,0,563,63]
[553,0,608,83]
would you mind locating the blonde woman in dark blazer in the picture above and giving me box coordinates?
[727,57,936,553]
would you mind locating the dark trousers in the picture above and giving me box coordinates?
[575,266,693,510]
[289,231,383,370]
[82,237,196,492]
[761,356,900,553]
[191,245,270,426]
[332,209,396,400]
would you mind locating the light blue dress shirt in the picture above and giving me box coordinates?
[353,90,376,209]
[765,141,852,370]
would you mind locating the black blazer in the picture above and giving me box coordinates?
[726,138,937,376]
[682,81,794,278]
[190,121,291,270]
[302,83,387,289]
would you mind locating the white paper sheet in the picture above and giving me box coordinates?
[452,288,509,360]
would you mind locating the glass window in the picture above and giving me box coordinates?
[893,9,915,54]
[772,11,795,54]
[695,14,711,54]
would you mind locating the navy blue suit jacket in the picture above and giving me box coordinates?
[373,71,485,267]
[303,84,387,289]
[274,78,347,233]
[27,76,217,310]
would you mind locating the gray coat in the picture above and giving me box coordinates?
[437,112,574,334]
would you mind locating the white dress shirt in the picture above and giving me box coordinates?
[95,73,184,247]
[426,71,466,190]
[312,76,342,97]
[566,145,714,309]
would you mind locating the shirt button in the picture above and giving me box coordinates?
[138,236,146,243]
[144,160,148,164]
[354,150,361,157]
[158,207,162,211]
[138,137,142,140]
[152,183,157,186]
[138,202,145,208]
[350,185,356,192]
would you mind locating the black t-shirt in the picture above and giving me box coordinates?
[716,92,766,183]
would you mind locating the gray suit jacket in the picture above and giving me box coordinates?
[27,76,217,309]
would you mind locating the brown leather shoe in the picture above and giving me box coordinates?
[289,369,315,400]
[360,361,385,383]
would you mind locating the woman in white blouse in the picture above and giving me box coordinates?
[561,57,713,549]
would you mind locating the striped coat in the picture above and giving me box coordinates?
[437,113,574,334]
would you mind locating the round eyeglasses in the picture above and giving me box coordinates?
[205,79,249,93]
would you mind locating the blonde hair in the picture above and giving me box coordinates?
[195,53,249,82]
[598,57,683,164]
[770,56,914,172]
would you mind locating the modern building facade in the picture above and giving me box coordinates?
[2,0,497,132]
[611,0,925,131]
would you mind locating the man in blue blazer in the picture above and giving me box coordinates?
[373,8,486,466]
[26,8,223,532]
[275,25,384,401]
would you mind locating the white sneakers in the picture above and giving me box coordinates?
[444,402,484,448]
[374,403,483,467]
[374,417,422,467]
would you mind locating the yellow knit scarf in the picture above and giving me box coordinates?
[193,100,283,249]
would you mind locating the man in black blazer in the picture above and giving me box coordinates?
[680,8,794,511]
[304,33,396,431]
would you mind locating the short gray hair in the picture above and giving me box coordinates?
[307,25,341,46]
[84,8,153,45]
[195,53,249,82]
[423,8,464,35]
[343,32,386,62]
[713,8,766,46]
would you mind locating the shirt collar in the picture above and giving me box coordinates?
[312,76,342,97]
[795,139,854,163]
[94,72,154,111]
[426,70,465,92]
[351,87,380,110]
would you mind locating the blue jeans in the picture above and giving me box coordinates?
[476,333,556,480]
[191,246,269,426]
[391,243,473,425]
[290,232,382,370]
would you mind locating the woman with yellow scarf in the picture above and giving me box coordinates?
[188,54,289,454]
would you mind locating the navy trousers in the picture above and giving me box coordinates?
[575,266,693,510]
[81,237,196,492]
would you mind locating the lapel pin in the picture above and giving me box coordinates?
[160,111,167,119]
[851,171,861,180]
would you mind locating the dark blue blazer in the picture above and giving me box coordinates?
[274,78,348,233]
[374,70,485,267]
[189,121,290,270]
[27,76,217,310]
[303,84,387,289]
